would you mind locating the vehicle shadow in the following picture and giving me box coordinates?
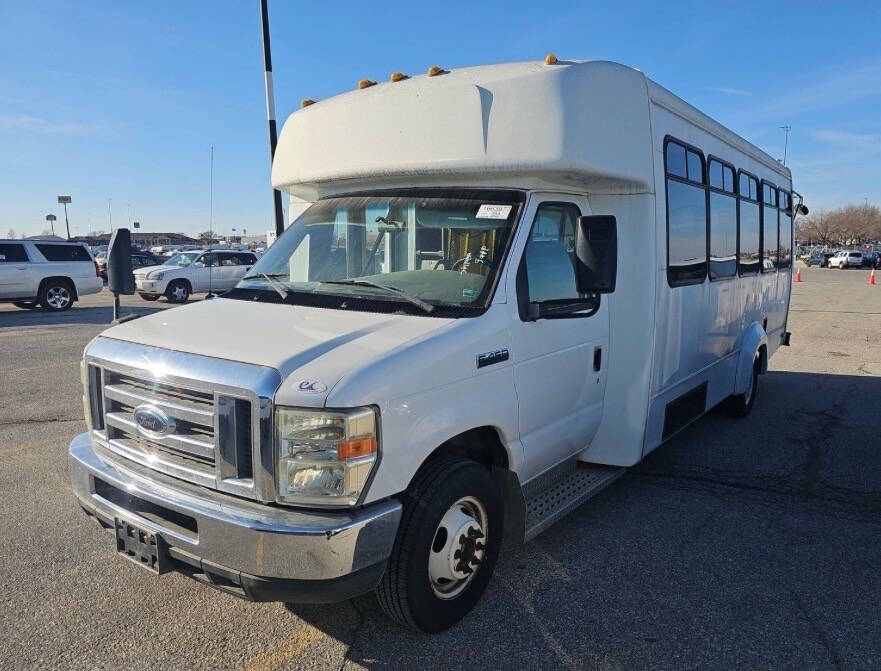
[283,370,881,670]
[0,304,167,328]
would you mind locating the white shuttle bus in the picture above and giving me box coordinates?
[69,59,805,632]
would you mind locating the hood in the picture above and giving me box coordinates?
[99,297,454,405]
[135,264,175,277]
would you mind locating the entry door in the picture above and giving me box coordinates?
[193,253,219,292]
[509,197,610,481]
[0,243,33,298]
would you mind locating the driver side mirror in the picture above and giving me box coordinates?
[575,215,617,294]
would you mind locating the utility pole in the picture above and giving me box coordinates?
[106,198,113,233]
[259,0,285,237]
[779,125,791,166]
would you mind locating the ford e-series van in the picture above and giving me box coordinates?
[69,58,804,632]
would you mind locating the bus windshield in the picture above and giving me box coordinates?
[235,190,523,316]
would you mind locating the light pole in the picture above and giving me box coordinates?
[779,125,791,166]
[259,0,285,237]
[45,214,57,236]
[106,198,113,233]
[57,195,72,239]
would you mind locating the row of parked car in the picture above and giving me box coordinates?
[804,250,881,269]
[1,238,262,312]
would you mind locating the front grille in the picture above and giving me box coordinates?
[97,369,255,495]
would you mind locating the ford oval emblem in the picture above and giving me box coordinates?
[298,380,327,394]
[133,404,176,439]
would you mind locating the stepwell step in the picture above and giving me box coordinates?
[524,462,625,541]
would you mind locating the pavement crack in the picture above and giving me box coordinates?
[784,584,845,671]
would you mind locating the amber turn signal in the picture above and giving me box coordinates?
[337,437,377,460]
[544,53,558,65]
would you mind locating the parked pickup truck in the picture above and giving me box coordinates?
[0,239,102,311]
[68,59,803,633]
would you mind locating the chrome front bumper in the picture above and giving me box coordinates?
[68,432,402,602]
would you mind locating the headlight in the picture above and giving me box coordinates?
[276,406,378,507]
[150,271,165,280]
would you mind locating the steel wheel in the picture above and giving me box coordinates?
[428,496,488,600]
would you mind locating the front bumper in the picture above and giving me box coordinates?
[134,278,163,294]
[68,432,402,602]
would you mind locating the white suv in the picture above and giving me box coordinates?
[135,249,258,303]
[828,251,862,268]
[0,239,102,311]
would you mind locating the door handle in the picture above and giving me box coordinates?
[593,347,602,372]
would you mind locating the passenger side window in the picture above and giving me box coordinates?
[708,158,737,280]
[220,253,239,266]
[237,253,257,265]
[665,139,707,286]
[761,181,778,272]
[0,243,28,262]
[35,243,90,262]
[778,189,792,270]
[200,253,218,267]
[523,203,582,303]
[738,172,760,275]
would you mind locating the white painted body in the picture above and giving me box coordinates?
[828,251,861,268]
[134,250,258,298]
[0,239,102,302]
[97,60,795,505]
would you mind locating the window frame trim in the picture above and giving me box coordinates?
[664,135,709,288]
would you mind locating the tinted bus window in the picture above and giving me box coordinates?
[709,191,737,280]
[666,139,707,286]
[738,172,761,277]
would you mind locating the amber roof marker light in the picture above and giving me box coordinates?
[544,53,559,65]
[427,65,447,77]
[358,79,377,89]
[390,71,410,82]
[300,98,316,108]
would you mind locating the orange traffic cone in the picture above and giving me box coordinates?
[870,269,876,286]
[795,267,802,282]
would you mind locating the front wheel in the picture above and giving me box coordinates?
[377,457,503,633]
[165,280,190,303]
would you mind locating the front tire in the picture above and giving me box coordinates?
[377,457,503,633]
[39,281,74,311]
[165,280,190,303]
[724,352,760,418]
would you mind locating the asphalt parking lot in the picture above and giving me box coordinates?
[1,267,879,671]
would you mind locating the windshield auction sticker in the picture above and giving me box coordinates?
[476,204,512,219]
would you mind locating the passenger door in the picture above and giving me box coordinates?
[509,197,610,480]
[191,253,219,292]
[0,242,34,298]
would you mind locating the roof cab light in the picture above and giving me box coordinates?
[358,79,377,89]
[300,98,316,108]
[544,53,559,65]
[389,71,409,82]
[276,407,378,507]
[427,65,445,77]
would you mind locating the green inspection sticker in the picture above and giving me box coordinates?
[462,288,478,299]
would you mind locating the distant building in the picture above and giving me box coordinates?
[71,232,200,247]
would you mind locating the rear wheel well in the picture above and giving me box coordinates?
[38,276,78,301]
[758,344,768,374]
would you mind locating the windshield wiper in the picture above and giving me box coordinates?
[320,279,435,313]
[242,272,292,301]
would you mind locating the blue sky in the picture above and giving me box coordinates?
[1,0,879,238]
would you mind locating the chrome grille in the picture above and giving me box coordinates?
[84,338,281,502]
